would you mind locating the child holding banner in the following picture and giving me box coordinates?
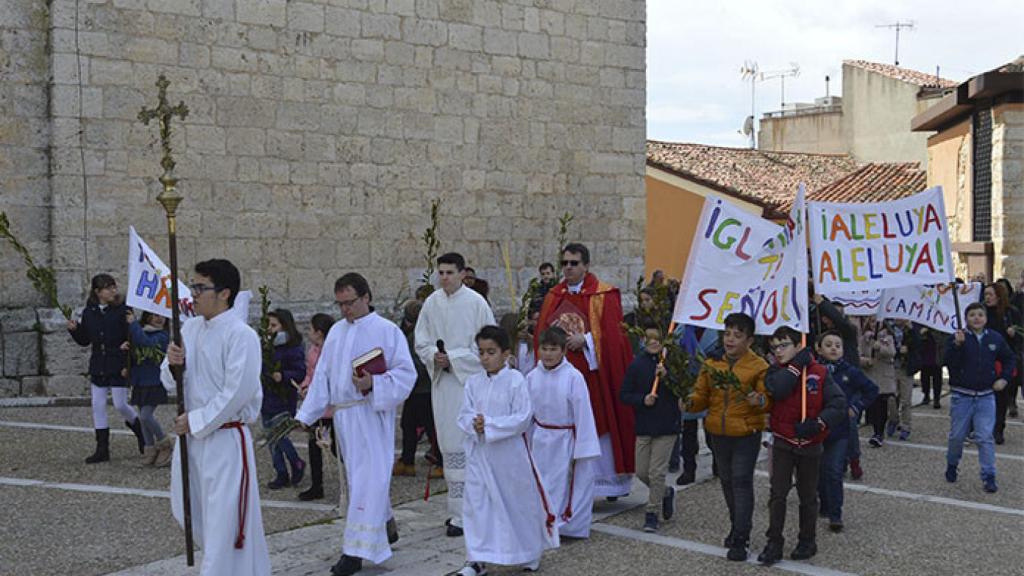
[944,302,1016,493]
[686,313,769,562]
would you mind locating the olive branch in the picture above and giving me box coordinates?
[0,211,72,319]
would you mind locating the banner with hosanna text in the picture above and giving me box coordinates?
[809,186,953,292]
[672,186,808,335]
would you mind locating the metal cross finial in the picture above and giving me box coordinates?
[138,74,189,177]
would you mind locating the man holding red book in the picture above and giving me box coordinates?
[296,273,416,576]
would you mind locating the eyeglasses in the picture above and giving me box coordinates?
[189,283,219,295]
[561,260,581,267]
[770,342,794,352]
[336,296,362,308]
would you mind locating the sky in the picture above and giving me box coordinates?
[646,0,1024,147]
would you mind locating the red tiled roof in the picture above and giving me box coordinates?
[843,60,958,88]
[808,162,926,205]
[646,141,859,217]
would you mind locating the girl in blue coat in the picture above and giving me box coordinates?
[263,309,307,489]
[128,311,172,467]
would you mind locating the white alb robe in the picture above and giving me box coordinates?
[159,311,269,576]
[414,285,495,525]
[459,367,559,565]
[296,311,415,564]
[526,359,601,538]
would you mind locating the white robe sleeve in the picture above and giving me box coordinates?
[296,331,334,426]
[448,298,496,383]
[482,379,533,444]
[581,333,598,371]
[160,356,175,393]
[187,328,262,439]
[413,299,439,381]
[370,325,416,412]
[569,371,601,460]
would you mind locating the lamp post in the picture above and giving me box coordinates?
[138,74,194,566]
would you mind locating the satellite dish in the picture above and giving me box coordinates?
[742,115,754,136]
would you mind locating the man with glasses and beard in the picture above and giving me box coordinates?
[535,243,636,501]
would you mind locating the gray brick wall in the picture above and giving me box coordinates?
[0,0,646,395]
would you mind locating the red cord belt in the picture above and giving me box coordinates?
[219,421,249,549]
[532,418,577,520]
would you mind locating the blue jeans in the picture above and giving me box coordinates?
[846,417,861,461]
[818,435,848,522]
[946,392,996,479]
[262,413,301,479]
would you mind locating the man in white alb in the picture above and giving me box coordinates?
[296,273,416,576]
[163,259,270,576]
[414,252,495,536]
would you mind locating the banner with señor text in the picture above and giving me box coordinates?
[809,186,953,292]
[128,226,194,319]
[673,187,808,335]
[878,282,983,334]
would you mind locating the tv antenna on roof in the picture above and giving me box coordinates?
[876,20,915,66]
[739,61,799,149]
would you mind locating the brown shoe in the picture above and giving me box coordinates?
[429,466,444,479]
[153,437,174,468]
[140,445,157,467]
[393,461,416,477]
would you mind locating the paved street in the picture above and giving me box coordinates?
[1,390,1021,576]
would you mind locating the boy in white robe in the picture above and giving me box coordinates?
[295,273,416,576]
[414,252,495,536]
[448,325,559,576]
[527,326,601,539]
[163,259,270,576]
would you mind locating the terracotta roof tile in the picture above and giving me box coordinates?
[808,162,926,205]
[646,141,859,216]
[843,60,958,88]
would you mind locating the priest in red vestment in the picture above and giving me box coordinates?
[535,243,635,497]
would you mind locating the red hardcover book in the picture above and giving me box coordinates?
[352,348,386,395]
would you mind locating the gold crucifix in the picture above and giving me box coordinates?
[138,74,189,217]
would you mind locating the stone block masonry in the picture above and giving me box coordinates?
[0,0,646,394]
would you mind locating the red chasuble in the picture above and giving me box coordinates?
[535,273,635,474]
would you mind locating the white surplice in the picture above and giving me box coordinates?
[159,311,269,576]
[296,311,415,564]
[458,366,559,565]
[526,359,601,538]
[414,285,495,525]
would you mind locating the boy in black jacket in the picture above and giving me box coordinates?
[620,321,682,533]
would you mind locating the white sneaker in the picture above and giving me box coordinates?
[523,558,541,572]
[448,562,487,576]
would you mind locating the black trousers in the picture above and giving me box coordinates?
[400,392,438,466]
[869,393,894,437]
[708,432,761,543]
[919,365,943,401]
[767,441,822,545]
[307,418,336,490]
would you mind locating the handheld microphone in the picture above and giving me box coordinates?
[436,339,450,372]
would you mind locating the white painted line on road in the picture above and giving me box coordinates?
[857,436,1024,462]
[753,471,1024,517]
[591,523,860,576]
[912,411,1024,427]
[0,476,336,513]
[0,420,133,435]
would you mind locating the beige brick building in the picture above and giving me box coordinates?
[0,0,647,396]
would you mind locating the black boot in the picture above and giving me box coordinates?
[86,429,110,464]
[387,517,399,544]
[331,554,362,576]
[126,418,145,454]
